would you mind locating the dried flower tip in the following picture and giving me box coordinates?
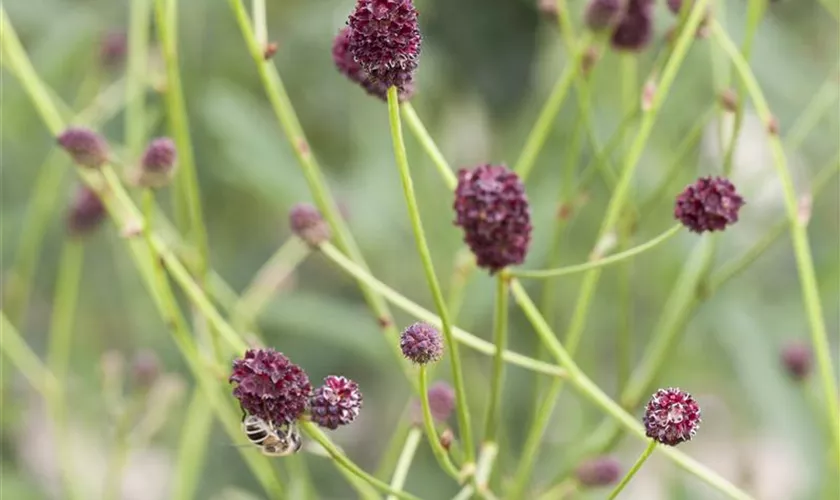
[100,31,127,68]
[585,0,625,31]
[229,348,312,425]
[719,89,738,112]
[310,375,363,429]
[674,176,745,233]
[643,387,701,446]
[767,115,780,135]
[610,0,653,52]
[400,322,443,365]
[131,349,161,389]
[641,79,656,111]
[263,42,278,60]
[781,341,812,381]
[454,164,532,273]
[410,381,456,424]
[289,203,331,246]
[346,0,422,93]
[440,428,454,450]
[581,46,601,76]
[57,127,110,168]
[135,137,177,188]
[67,185,106,236]
[575,456,621,487]
[797,194,813,226]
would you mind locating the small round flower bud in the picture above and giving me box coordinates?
[289,203,331,247]
[400,322,443,365]
[720,89,738,112]
[310,375,363,430]
[346,0,422,93]
[131,349,161,389]
[585,0,625,31]
[100,31,127,68]
[229,348,312,425]
[454,164,532,273]
[575,456,621,487]
[643,387,701,446]
[67,185,106,236]
[410,381,456,424]
[781,341,812,381]
[57,127,110,168]
[135,137,178,188]
[610,0,653,52]
[440,428,454,450]
[674,176,745,233]
[333,27,414,102]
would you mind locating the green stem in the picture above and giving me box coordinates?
[418,366,461,479]
[387,85,475,464]
[483,274,509,443]
[171,390,214,500]
[474,442,499,497]
[125,0,152,161]
[512,225,682,279]
[607,441,656,499]
[445,248,475,323]
[0,313,58,396]
[386,427,423,500]
[301,421,422,500]
[401,103,457,190]
[783,67,839,152]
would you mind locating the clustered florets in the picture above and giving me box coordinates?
[135,137,178,188]
[332,27,414,102]
[643,387,701,446]
[400,322,443,365]
[67,185,106,236]
[453,164,532,273]
[674,176,745,233]
[610,0,654,51]
[574,456,622,487]
[781,341,812,381]
[346,0,421,94]
[229,348,312,425]
[57,127,110,168]
[309,375,363,430]
[289,203,332,247]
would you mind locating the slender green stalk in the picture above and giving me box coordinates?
[536,478,577,500]
[45,240,85,500]
[473,442,499,497]
[616,223,634,392]
[607,441,656,499]
[445,248,475,323]
[418,366,460,479]
[713,20,840,462]
[0,313,58,396]
[401,103,457,189]
[483,274,509,443]
[171,390,214,500]
[125,0,152,161]
[783,68,839,152]
[386,427,423,500]
[817,0,840,19]
[301,421,422,500]
[513,225,682,279]
[104,396,143,500]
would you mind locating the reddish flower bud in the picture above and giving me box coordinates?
[440,428,454,450]
[643,387,701,446]
[57,127,110,168]
[135,137,177,188]
[229,348,312,425]
[67,185,106,236]
[781,341,812,381]
[310,375,363,430]
[100,31,127,68]
[610,0,653,52]
[400,322,443,365]
[410,381,455,424]
[454,164,532,273]
[289,203,331,247]
[575,456,621,487]
[333,27,414,102]
[131,349,161,389]
[585,0,625,31]
[346,0,422,93]
[674,176,745,233]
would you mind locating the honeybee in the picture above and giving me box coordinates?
[241,413,302,457]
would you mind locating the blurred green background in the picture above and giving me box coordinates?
[1,0,838,499]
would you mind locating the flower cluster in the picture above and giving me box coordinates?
[610,0,654,52]
[674,176,745,233]
[410,381,455,424]
[781,341,812,381]
[289,203,332,247]
[134,137,178,188]
[333,27,413,102]
[643,387,701,446]
[575,456,621,487]
[309,375,363,429]
[453,164,532,273]
[67,185,106,236]
[57,127,110,168]
[400,322,443,365]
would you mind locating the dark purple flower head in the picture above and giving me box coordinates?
[674,176,745,233]
[57,127,110,168]
[333,27,414,102]
[781,341,812,381]
[131,349,161,389]
[346,0,421,93]
[400,322,443,365]
[454,164,532,273]
[585,0,626,31]
[643,387,701,446]
[100,31,127,68]
[67,185,106,236]
[410,381,455,424]
[575,456,622,487]
[310,375,363,430]
[610,0,653,52]
[289,203,331,247]
[135,137,177,188]
[229,348,312,425]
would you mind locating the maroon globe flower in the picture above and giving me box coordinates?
[781,341,812,381]
[610,0,653,52]
[585,0,626,31]
[67,185,106,236]
[410,381,455,424]
[575,456,621,487]
[333,27,414,102]
[643,387,701,446]
[310,375,363,430]
[674,176,745,233]
[229,348,312,425]
[57,127,110,168]
[136,137,177,188]
[400,322,443,365]
[346,0,421,93]
[289,203,331,247]
[453,164,532,273]
[100,31,127,68]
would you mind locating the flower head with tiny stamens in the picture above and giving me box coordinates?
[643,387,701,446]
[610,0,653,52]
[674,176,745,233]
[289,203,331,247]
[57,127,110,168]
[781,341,812,381]
[575,456,621,487]
[135,137,177,188]
[67,185,106,236]
[454,164,532,273]
[229,348,312,425]
[400,322,443,364]
[346,0,421,92]
[310,375,363,430]
[333,27,414,102]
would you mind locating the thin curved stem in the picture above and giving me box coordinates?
[386,427,423,500]
[483,273,509,443]
[418,366,461,479]
[607,441,656,499]
[387,85,475,464]
[124,0,151,161]
[512,225,682,279]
